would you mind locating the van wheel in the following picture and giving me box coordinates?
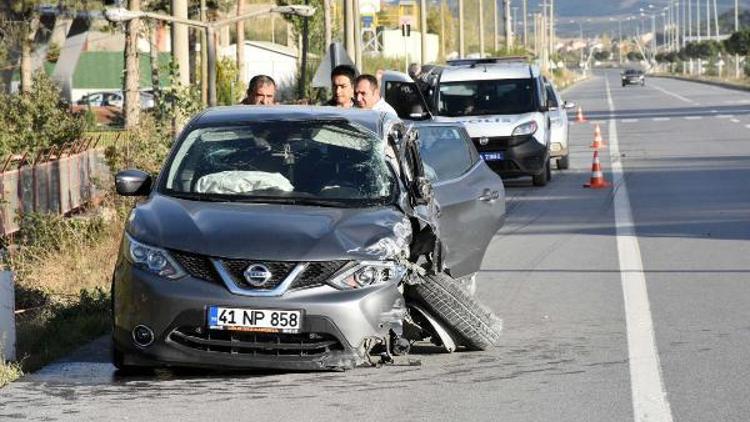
[557,154,570,170]
[532,159,550,186]
[405,272,502,350]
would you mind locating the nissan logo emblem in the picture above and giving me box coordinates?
[243,264,272,287]
[479,137,489,146]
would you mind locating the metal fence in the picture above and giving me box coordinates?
[0,136,112,236]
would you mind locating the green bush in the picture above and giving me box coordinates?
[0,72,86,156]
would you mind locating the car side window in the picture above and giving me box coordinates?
[417,126,475,182]
[545,85,559,108]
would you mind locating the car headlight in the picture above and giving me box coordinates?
[328,261,406,290]
[511,121,538,136]
[123,233,186,279]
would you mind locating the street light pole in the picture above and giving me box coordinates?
[105,6,315,107]
[458,0,465,57]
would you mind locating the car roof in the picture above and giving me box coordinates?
[190,105,388,135]
[437,62,538,82]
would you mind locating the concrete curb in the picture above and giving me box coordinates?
[1,271,15,361]
[651,74,750,93]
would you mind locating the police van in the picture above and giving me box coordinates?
[414,58,554,186]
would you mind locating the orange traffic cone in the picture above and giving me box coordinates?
[583,150,611,189]
[576,106,587,123]
[590,124,607,149]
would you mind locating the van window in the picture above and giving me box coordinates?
[437,78,536,117]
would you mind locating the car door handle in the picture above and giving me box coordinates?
[478,189,500,202]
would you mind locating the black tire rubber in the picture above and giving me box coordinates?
[532,159,550,186]
[405,272,502,351]
[557,154,570,170]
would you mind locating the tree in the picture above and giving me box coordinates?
[724,30,750,56]
[427,1,454,58]
[626,51,643,61]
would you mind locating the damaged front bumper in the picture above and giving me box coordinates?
[112,263,407,371]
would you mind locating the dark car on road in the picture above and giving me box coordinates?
[111,106,504,372]
[621,69,646,87]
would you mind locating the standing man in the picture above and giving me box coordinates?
[240,75,276,105]
[327,65,356,108]
[354,74,398,116]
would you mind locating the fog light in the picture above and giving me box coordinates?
[132,325,155,347]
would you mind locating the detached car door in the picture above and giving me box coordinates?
[417,124,506,278]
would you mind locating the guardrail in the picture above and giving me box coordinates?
[0,136,113,237]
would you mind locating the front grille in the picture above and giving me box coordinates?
[471,135,531,151]
[292,261,351,290]
[171,250,220,283]
[169,327,343,357]
[220,259,296,289]
[170,248,349,292]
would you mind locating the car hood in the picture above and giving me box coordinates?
[433,112,540,138]
[127,195,407,261]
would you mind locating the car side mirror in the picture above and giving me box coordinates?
[564,101,576,110]
[116,169,152,196]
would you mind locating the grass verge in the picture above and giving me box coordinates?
[1,206,126,385]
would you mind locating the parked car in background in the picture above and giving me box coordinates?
[76,90,155,109]
[621,69,645,87]
[414,58,554,186]
[543,77,575,170]
[111,106,503,372]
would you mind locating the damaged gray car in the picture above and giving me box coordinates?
[112,106,505,371]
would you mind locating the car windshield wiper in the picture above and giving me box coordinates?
[230,196,351,207]
[167,191,229,202]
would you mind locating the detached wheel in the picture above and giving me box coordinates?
[405,272,502,351]
[557,154,570,170]
[532,159,550,186]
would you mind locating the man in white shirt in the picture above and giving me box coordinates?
[354,74,398,117]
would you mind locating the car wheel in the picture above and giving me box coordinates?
[557,154,570,170]
[405,272,502,351]
[532,159,550,186]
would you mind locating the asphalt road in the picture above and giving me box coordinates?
[2,69,750,422]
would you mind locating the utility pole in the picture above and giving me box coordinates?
[735,0,740,78]
[459,0,465,57]
[706,0,710,39]
[200,0,207,105]
[354,0,362,69]
[494,0,499,52]
[440,0,446,59]
[236,0,245,91]
[479,0,485,56]
[420,0,427,65]
[618,18,622,65]
[344,0,355,64]
[697,0,701,41]
[549,0,554,61]
[522,0,527,47]
[712,0,719,37]
[172,0,190,87]
[124,0,141,128]
[324,0,332,49]
[504,0,512,53]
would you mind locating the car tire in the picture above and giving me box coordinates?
[405,272,502,351]
[532,159,550,186]
[557,154,570,170]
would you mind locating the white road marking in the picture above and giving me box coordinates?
[716,114,734,119]
[650,83,698,104]
[605,77,674,422]
[745,124,750,129]
[730,118,741,123]
[621,119,639,123]
[652,117,670,121]
[684,116,702,120]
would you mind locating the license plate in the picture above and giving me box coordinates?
[480,152,504,161]
[208,306,303,333]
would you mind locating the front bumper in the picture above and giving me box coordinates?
[112,262,406,371]
[622,78,644,85]
[472,134,549,178]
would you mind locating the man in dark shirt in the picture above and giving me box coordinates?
[326,65,356,108]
